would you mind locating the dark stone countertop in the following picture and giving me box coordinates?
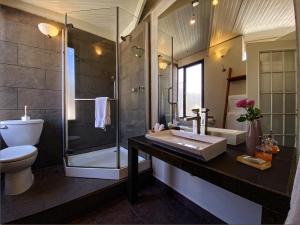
[129,136,297,215]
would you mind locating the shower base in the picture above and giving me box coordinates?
[64,147,151,180]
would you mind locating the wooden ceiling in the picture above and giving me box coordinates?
[158,0,295,60]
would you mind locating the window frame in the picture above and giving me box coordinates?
[178,59,204,118]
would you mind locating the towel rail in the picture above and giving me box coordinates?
[74,98,117,101]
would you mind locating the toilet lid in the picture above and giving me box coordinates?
[0,145,37,163]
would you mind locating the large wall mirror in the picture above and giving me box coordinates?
[157,0,297,147]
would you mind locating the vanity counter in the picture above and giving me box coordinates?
[127,136,297,223]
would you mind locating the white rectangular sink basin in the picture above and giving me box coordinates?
[207,127,246,146]
[179,126,246,146]
[146,130,227,161]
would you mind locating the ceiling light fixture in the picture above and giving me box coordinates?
[212,0,218,6]
[192,0,200,7]
[190,14,196,25]
[38,23,59,38]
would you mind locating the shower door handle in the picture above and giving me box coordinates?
[168,87,177,105]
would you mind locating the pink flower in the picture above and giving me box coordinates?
[236,99,248,108]
[246,99,255,107]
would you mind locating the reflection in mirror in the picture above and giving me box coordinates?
[158,0,296,147]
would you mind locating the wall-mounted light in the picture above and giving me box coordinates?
[94,46,102,56]
[38,23,59,38]
[192,0,200,7]
[215,48,229,59]
[158,55,169,70]
[159,61,168,70]
[190,14,196,25]
[212,0,218,6]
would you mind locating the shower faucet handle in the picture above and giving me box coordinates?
[131,87,139,93]
[131,86,145,93]
[138,86,145,92]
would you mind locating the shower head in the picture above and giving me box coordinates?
[121,34,132,42]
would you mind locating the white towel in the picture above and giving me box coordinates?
[95,97,111,129]
[286,161,300,224]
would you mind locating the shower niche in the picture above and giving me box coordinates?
[63,7,150,179]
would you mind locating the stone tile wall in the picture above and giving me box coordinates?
[120,23,147,149]
[0,5,63,168]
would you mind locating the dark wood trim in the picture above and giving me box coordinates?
[228,75,246,82]
[223,68,232,128]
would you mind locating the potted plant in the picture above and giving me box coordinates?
[236,99,262,156]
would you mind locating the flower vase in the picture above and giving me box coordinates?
[246,121,258,156]
[255,119,263,138]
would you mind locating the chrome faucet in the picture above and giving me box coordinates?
[184,108,201,134]
[184,108,209,135]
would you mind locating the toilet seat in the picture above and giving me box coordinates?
[0,145,37,163]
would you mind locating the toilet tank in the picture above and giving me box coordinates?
[0,119,44,146]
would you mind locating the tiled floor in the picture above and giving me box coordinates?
[2,165,225,224]
[1,165,118,223]
[71,180,225,224]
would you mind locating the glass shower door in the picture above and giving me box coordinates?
[157,31,177,126]
[64,7,119,169]
[63,7,150,176]
[119,10,149,151]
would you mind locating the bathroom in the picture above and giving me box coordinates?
[0,0,300,224]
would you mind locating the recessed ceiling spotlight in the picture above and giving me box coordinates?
[190,14,196,25]
[192,0,200,7]
[212,0,218,6]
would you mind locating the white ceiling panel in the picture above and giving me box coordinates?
[20,0,140,15]
[17,0,145,40]
[211,0,295,45]
[158,0,212,60]
[234,0,295,35]
[210,0,243,46]
[160,0,296,58]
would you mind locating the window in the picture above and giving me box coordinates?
[66,47,76,120]
[178,60,204,117]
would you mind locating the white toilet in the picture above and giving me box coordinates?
[0,119,44,195]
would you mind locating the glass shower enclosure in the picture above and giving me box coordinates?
[63,7,150,179]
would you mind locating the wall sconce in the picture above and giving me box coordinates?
[158,55,169,70]
[38,23,59,38]
[159,61,168,70]
[215,48,229,59]
[94,46,102,56]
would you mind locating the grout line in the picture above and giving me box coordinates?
[0,62,62,72]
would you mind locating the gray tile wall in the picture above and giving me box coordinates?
[0,5,63,168]
[120,24,147,149]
